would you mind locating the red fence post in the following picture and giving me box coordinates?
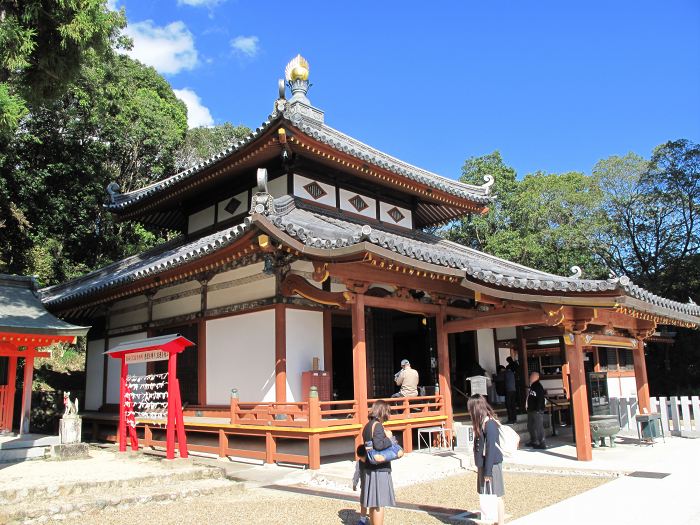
[118,356,127,452]
[230,388,239,424]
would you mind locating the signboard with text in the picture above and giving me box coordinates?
[125,349,169,364]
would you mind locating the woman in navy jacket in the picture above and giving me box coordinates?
[468,394,505,525]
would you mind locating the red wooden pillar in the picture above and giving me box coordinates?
[308,388,321,469]
[19,353,35,435]
[166,353,176,459]
[3,356,17,431]
[118,356,127,451]
[352,294,368,425]
[565,333,592,461]
[436,305,453,428]
[275,304,287,403]
[633,339,651,413]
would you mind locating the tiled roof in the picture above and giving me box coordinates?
[43,196,700,326]
[1,274,89,336]
[106,102,493,214]
[41,221,253,307]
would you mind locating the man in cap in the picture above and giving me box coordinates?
[392,359,419,397]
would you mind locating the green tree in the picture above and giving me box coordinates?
[174,123,251,172]
[447,153,609,278]
[0,54,187,284]
[0,0,126,133]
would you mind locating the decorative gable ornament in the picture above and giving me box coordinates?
[303,181,327,200]
[224,197,242,215]
[387,206,405,223]
[250,168,274,215]
[349,195,369,212]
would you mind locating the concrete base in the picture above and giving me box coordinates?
[0,434,60,462]
[51,443,90,461]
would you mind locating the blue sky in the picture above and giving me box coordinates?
[112,0,700,179]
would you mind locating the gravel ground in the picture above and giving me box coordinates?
[396,471,610,520]
[43,471,609,524]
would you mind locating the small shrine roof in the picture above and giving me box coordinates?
[0,274,89,337]
[42,197,700,327]
[105,334,194,357]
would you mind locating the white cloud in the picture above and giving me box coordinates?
[230,35,260,58]
[106,0,119,10]
[173,88,214,128]
[123,20,198,75]
[178,0,225,6]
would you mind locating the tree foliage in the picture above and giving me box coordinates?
[0,0,127,134]
[174,123,251,172]
[0,53,187,284]
[447,153,608,278]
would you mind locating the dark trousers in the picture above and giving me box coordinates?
[506,391,517,423]
[527,411,545,445]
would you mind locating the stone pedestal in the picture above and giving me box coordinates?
[59,416,81,444]
[51,443,90,460]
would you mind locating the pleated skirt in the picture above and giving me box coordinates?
[360,469,396,508]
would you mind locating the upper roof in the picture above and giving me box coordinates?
[105,57,494,227]
[41,196,700,327]
[0,274,89,337]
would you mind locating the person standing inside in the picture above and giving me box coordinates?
[506,356,521,408]
[526,371,546,449]
[468,394,505,525]
[392,359,419,398]
[504,366,517,424]
[360,400,396,525]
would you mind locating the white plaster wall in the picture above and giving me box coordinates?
[151,280,201,320]
[110,307,148,329]
[285,309,324,402]
[207,277,275,309]
[269,174,288,199]
[379,201,412,229]
[339,188,376,219]
[210,262,264,285]
[85,339,105,410]
[476,329,496,375]
[105,333,148,405]
[152,294,200,320]
[218,190,248,221]
[206,310,276,404]
[290,260,314,273]
[609,376,638,399]
[293,174,336,207]
[112,295,147,309]
[188,205,215,234]
[495,327,517,340]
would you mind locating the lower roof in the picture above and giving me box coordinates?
[0,275,89,337]
[41,197,700,327]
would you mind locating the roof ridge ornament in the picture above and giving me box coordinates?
[481,175,495,195]
[570,266,582,279]
[250,168,274,215]
[106,182,121,204]
[285,54,311,105]
[281,55,324,124]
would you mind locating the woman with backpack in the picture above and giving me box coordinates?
[360,400,396,525]
[468,394,505,525]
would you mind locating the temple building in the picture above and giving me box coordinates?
[41,56,700,466]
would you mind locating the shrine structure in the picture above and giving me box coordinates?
[42,56,700,465]
[0,275,88,435]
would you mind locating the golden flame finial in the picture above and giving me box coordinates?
[285,54,309,81]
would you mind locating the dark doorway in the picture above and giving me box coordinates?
[151,324,199,405]
[449,331,478,409]
[331,314,353,401]
[366,308,436,399]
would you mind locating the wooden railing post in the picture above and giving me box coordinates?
[308,386,321,469]
[218,429,228,457]
[144,425,152,447]
[230,388,239,424]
